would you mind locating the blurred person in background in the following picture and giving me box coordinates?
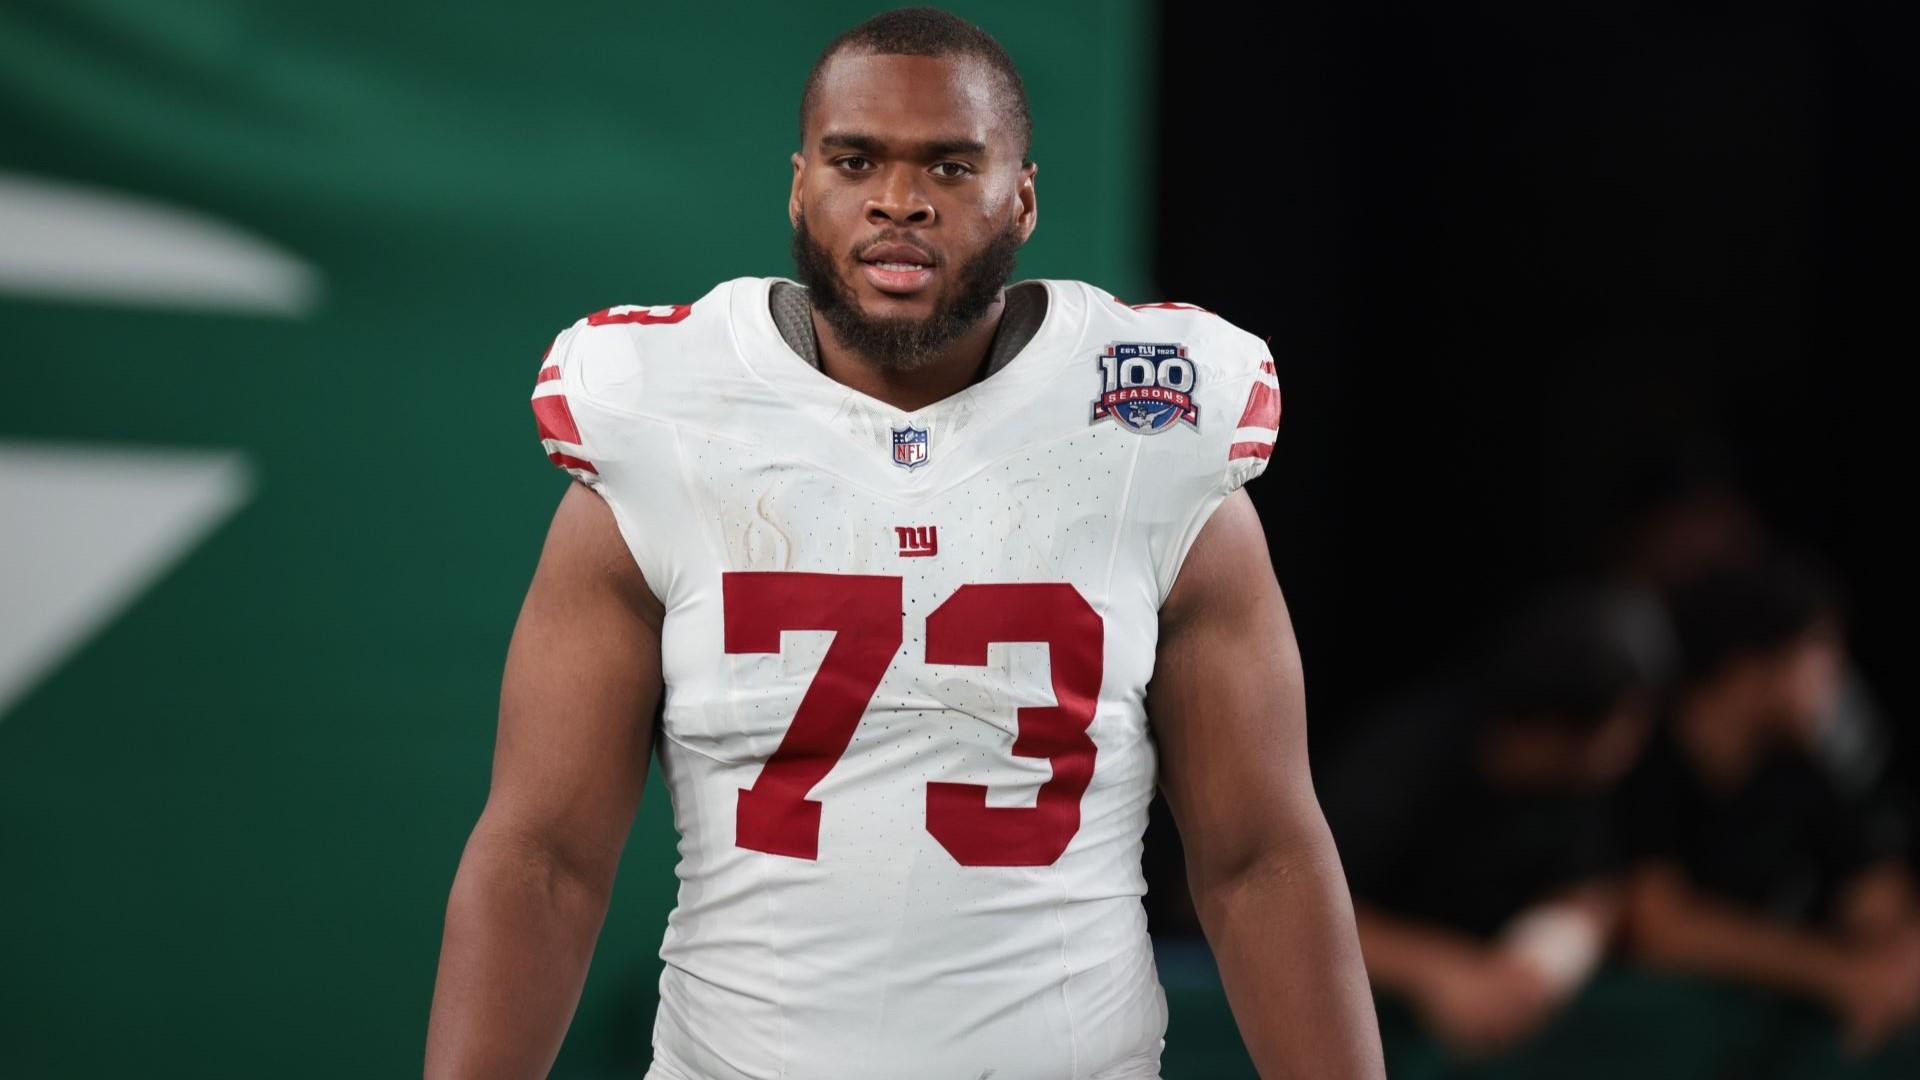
[1320,588,1653,1066]
[1595,456,1907,829]
[426,6,1384,1078]
[1590,453,1765,691]
[1618,549,1920,1067]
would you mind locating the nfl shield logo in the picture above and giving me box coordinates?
[892,424,930,470]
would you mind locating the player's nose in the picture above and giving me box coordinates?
[865,164,934,227]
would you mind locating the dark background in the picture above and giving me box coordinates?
[1157,0,1913,771]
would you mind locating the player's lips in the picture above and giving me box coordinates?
[858,242,936,295]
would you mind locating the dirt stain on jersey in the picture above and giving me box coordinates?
[751,486,795,569]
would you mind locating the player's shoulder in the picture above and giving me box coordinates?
[1064,280,1280,480]
[536,276,756,403]
[1062,279,1273,383]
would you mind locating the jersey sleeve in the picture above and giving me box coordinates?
[1224,339,1282,491]
[524,306,685,607]
[529,306,661,490]
[1149,325,1283,605]
[530,318,604,490]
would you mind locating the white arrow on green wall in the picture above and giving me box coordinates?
[0,444,253,720]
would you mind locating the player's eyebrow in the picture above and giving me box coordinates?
[819,132,988,158]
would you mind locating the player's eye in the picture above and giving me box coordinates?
[835,156,874,172]
[931,162,974,179]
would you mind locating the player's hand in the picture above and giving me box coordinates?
[1829,927,1920,1058]
[1412,950,1561,1060]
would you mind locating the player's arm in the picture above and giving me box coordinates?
[1149,488,1386,1079]
[426,481,664,1078]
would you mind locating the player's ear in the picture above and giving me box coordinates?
[1015,161,1038,244]
[788,152,806,229]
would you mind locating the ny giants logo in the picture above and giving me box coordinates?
[895,526,938,558]
[1090,343,1200,434]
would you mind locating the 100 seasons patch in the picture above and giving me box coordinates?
[1090,343,1199,434]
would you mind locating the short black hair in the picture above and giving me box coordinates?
[1665,548,1846,686]
[799,6,1033,167]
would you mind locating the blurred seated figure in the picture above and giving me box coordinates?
[1618,548,1920,1063]
[1320,587,1652,1064]
[1598,461,1908,854]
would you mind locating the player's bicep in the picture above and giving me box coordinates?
[486,480,663,881]
[1149,489,1324,889]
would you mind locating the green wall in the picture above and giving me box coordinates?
[0,2,1152,1074]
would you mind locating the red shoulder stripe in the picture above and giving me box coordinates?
[1129,300,1214,313]
[588,303,692,326]
[532,393,583,445]
[1235,380,1282,431]
[546,450,597,472]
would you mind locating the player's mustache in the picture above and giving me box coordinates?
[852,235,940,267]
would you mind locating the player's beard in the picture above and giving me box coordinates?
[790,211,1022,373]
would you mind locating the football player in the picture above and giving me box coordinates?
[427,7,1383,1078]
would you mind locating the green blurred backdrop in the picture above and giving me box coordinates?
[0,2,1168,1075]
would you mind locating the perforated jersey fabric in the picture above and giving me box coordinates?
[529,276,1280,1080]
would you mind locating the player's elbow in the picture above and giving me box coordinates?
[1186,820,1344,926]
[452,813,623,916]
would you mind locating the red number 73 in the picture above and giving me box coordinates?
[721,572,1103,867]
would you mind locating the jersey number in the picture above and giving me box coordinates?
[722,572,1102,867]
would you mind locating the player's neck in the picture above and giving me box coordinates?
[809,294,1008,413]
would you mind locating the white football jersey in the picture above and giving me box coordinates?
[530,275,1280,1080]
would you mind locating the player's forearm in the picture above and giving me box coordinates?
[426,822,618,1078]
[1191,833,1387,1080]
